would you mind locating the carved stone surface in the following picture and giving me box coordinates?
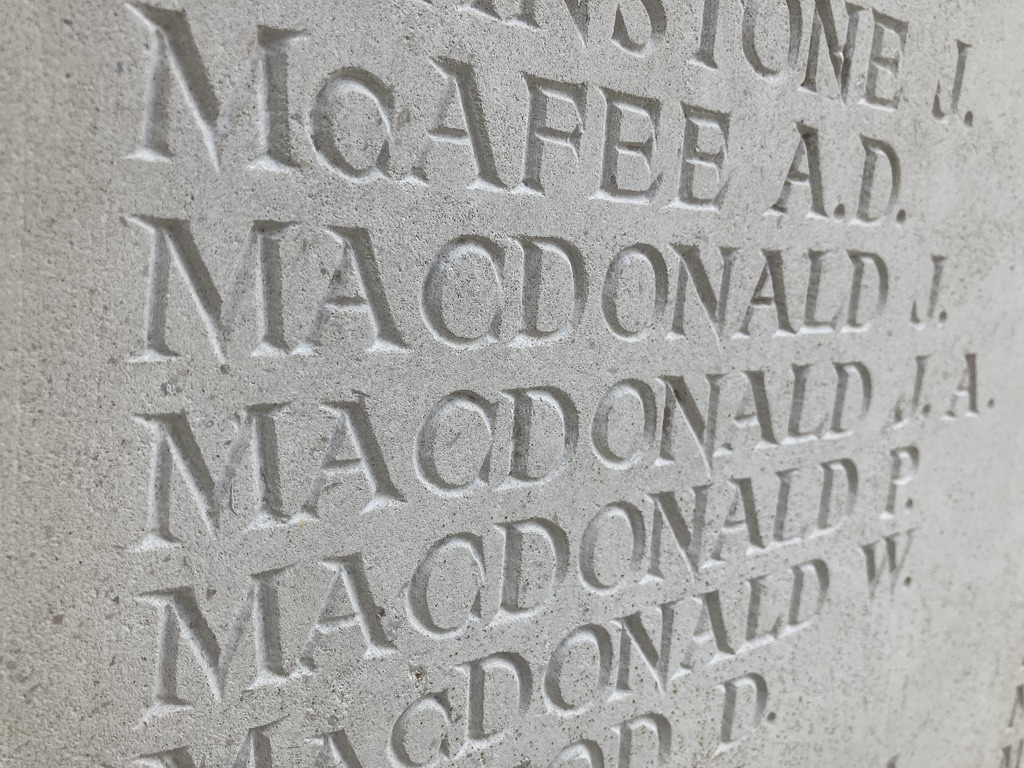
[4,1,1024,766]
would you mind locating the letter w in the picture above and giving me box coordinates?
[135,406,287,549]
[128,3,305,168]
[861,528,915,597]
[138,571,292,723]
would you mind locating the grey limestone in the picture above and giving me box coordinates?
[4,0,1024,766]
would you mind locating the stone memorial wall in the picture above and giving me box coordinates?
[4,0,1024,766]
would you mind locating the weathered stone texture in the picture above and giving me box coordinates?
[4,1,1024,766]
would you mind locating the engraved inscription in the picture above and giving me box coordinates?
[114,2,996,765]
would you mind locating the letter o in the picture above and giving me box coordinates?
[741,0,801,79]
[544,623,613,715]
[578,502,646,593]
[601,244,668,340]
[591,378,657,468]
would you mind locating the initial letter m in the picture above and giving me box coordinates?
[129,216,292,363]
[128,3,305,169]
[135,407,288,549]
[138,574,291,723]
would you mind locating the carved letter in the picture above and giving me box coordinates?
[422,237,505,349]
[597,89,662,203]
[862,529,915,597]
[129,217,294,362]
[692,0,721,69]
[611,0,667,57]
[817,458,858,529]
[302,400,404,519]
[659,374,725,472]
[308,729,366,768]
[615,602,680,693]
[646,488,705,580]
[410,58,504,190]
[741,0,801,79]
[503,387,579,486]
[544,624,613,714]
[300,227,407,353]
[591,379,658,468]
[516,237,588,345]
[845,250,889,329]
[459,652,533,749]
[602,244,669,339]
[128,4,304,168]
[135,720,282,767]
[771,124,826,217]
[933,41,971,123]
[945,353,979,419]
[827,361,872,437]
[138,568,292,721]
[297,554,396,673]
[497,518,570,620]
[521,76,586,194]
[311,69,393,181]
[738,250,795,336]
[675,105,730,210]
[614,713,672,768]
[135,405,288,548]
[884,445,919,516]
[389,692,453,768]
[801,0,850,97]
[802,250,841,332]
[670,244,737,340]
[416,391,497,495]
[855,137,901,223]
[579,502,646,593]
[407,533,486,639]
[548,740,605,768]
[785,558,830,632]
[864,10,908,109]
[719,673,769,745]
